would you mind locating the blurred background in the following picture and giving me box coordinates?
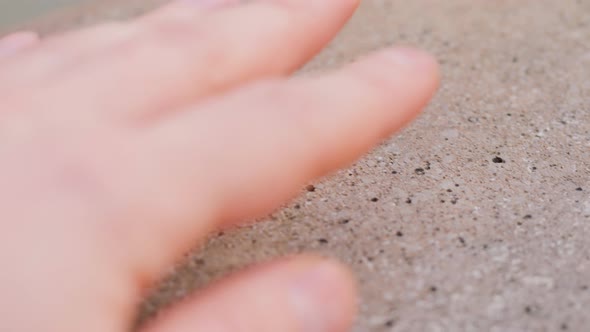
[0,0,90,28]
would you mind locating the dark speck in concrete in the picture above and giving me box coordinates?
[430,286,438,292]
[576,187,583,191]
[458,237,466,246]
[318,238,328,244]
[306,184,316,192]
[524,214,533,219]
[371,197,379,202]
[294,204,301,209]
[493,156,506,163]
[561,323,569,330]
[339,219,350,225]
[396,231,404,237]
[392,170,398,174]
[415,168,426,175]
[525,306,533,314]
[385,320,394,328]
[406,198,413,204]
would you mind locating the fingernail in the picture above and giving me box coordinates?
[289,261,354,332]
[383,47,438,68]
[180,0,240,9]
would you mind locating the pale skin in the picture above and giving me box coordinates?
[0,0,439,331]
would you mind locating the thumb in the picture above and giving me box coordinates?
[141,256,357,332]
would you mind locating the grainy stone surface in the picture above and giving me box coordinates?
[4,1,590,331]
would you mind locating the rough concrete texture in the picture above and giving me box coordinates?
[5,0,590,331]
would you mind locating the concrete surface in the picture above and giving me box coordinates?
[3,0,590,331]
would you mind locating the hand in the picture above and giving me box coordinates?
[0,0,439,331]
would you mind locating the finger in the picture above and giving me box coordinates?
[121,47,438,280]
[0,1,218,92]
[0,0,236,78]
[37,0,359,121]
[79,0,358,117]
[142,256,356,332]
[0,31,39,58]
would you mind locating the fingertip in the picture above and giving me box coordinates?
[351,46,441,130]
[387,46,441,92]
[293,257,359,331]
[142,255,357,332]
[371,46,440,95]
[386,46,441,115]
[260,255,358,332]
[0,31,40,56]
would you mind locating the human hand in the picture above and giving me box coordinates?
[0,0,438,331]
